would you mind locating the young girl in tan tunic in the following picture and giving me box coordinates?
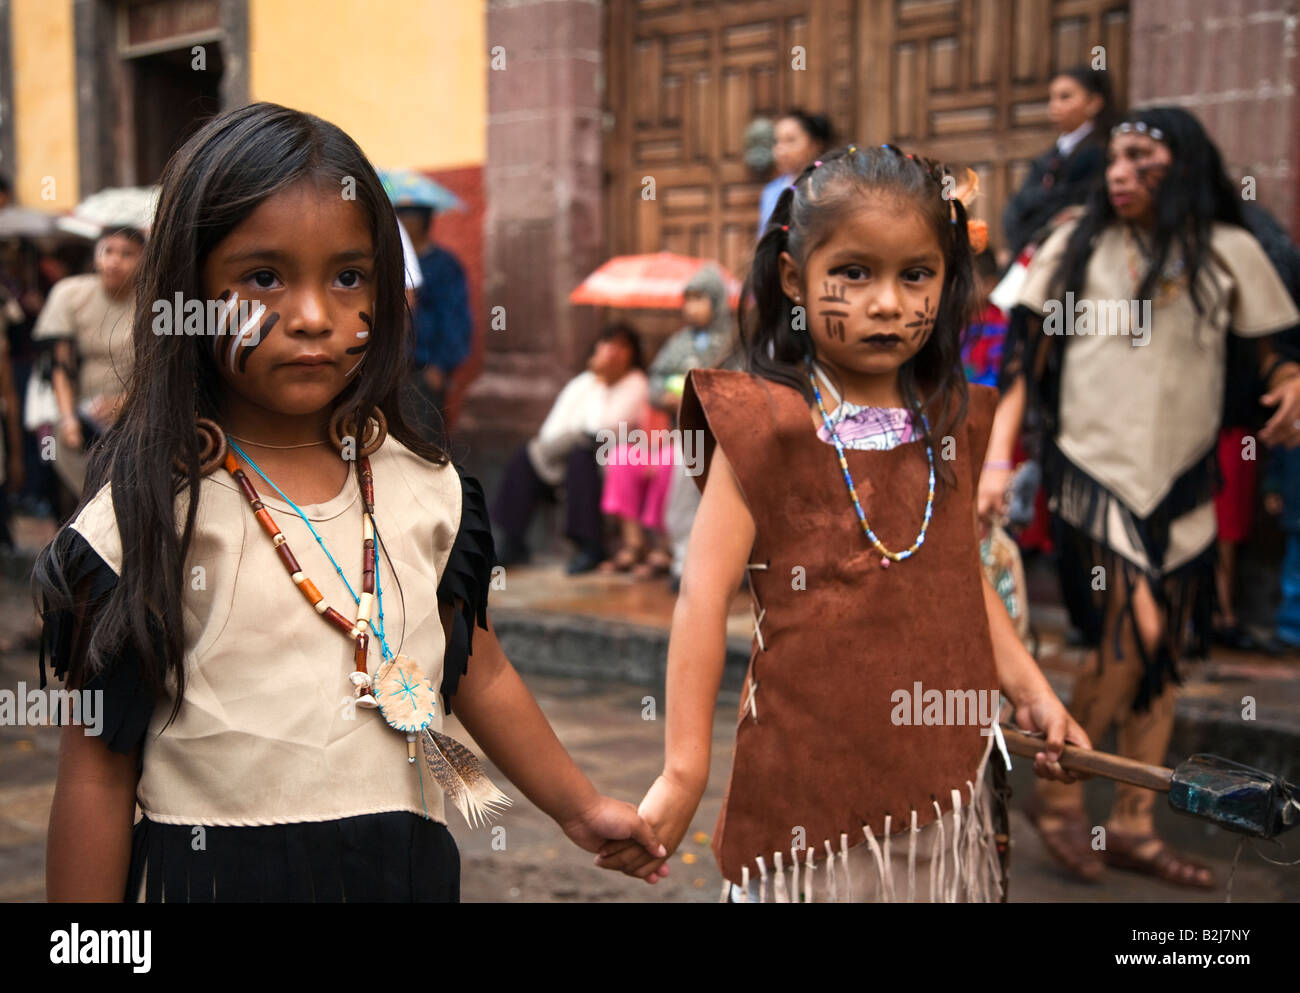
[596,144,1089,901]
[36,103,664,902]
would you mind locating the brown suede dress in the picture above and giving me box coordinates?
[681,369,1001,888]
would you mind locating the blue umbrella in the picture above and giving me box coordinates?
[378,169,464,212]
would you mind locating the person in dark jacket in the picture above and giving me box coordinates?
[396,205,472,444]
[1002,66,1116,260]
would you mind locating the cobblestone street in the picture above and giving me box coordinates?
[4,547,1297,902]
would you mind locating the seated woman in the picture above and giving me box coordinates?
[491,323,648,574]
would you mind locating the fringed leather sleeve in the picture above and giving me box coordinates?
[37,526,157,764]
[436,468,496,713]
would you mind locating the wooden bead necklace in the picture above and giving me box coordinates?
[221,434,511,825]
[808,362,935,568]
[224,439,390,708]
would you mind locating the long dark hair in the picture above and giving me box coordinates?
[742,142,978,492]
[1049,106,1244,316]
[33,102,446,719]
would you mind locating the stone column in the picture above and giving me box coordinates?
[467,0,606,446]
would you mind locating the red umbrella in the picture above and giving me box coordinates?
[569,252,742,310]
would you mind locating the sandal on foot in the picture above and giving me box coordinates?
[1024,800,1104,882]
[599,546,643,574]
[1100,830,1215,889]
[632,549,672,579]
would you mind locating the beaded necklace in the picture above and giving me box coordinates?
[808,361,935,568]
[221,437,511,826]
[224,439,391,703]
[226,438,393,661]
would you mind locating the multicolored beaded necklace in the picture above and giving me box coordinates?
[220,434,512,826]
[808,361,935,568]
[224,439,392,708]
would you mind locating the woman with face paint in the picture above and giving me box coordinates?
[34,103,665,903]
[982,107,1300,888]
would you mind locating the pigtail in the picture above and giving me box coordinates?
[740,174,816,395]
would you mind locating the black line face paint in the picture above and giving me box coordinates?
[903,295,936,342]
[212,288,277,375]
[821,309,849,341]
[818,281,851,341]
[346,311,371,354]
[345,311,372,375]
[818,280,849,304]
[236,311,278,373]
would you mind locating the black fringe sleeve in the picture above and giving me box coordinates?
[436,468,496,713]
[37,527,157,765]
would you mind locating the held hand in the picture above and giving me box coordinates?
[976,464,1013,523]
[1258,376,1300,449]
[558,793,667,863]
[594,773,699,883]
[1013,692,1092,784]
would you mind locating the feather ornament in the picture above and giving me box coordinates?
[421,728,512,828]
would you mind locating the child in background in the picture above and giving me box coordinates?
[651,267,735,588]
[37,104,663,902]
[597,397,676,578]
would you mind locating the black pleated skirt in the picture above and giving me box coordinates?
[125,811,460,902]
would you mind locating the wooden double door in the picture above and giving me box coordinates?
[604,0,1130,277]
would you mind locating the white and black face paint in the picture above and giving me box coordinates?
[212,289,280,374]
[345,311,371,377]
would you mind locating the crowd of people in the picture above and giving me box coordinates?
[25,73,1300,904]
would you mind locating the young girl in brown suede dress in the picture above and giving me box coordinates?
[597,144,1091,902]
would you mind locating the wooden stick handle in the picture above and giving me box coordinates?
[1000,726,1174,794]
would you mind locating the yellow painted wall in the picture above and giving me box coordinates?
[10,0,78,208]
[249,0,486,170]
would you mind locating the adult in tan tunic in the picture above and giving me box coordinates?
[981,107,1300,887]
[32,227,143,504]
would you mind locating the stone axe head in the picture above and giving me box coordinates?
[1169,755,1299,840]
[1000,726,1299,839]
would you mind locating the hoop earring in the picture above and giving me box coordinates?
[329,406,388,458]
[174,417,228,477]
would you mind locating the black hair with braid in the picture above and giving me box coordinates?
[741,142,979,492]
